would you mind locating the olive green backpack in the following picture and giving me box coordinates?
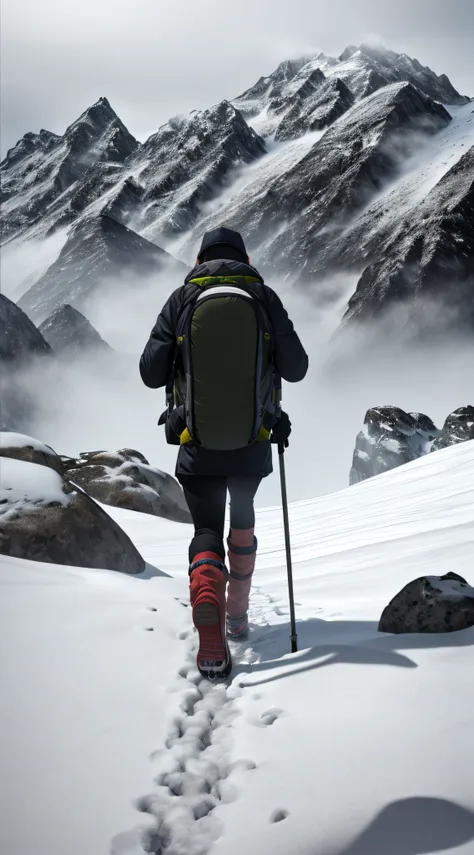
[169,277,280,450]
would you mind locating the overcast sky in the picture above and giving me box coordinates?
[1,0,473,157]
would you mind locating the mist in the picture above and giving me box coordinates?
[9,254,474,509]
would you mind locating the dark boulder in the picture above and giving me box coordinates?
[0,457,145,573]
[64,448,191,524]
[0,431,63,475]
[350,406,423,485]
[379,573,474,633]
[431,406,474,451]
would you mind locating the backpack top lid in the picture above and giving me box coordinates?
[185,258,264,289]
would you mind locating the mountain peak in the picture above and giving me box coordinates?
[38,302,112,355]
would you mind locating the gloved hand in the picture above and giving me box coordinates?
[270,411,292,448]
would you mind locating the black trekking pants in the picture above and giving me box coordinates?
[178,475,261,563]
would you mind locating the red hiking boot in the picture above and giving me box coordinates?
[189,552,232,679]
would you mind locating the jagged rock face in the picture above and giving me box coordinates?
[61,448,191,524]
[431,406,474,451]
[0,296,52,431]
[0,98,138,243]
[222,83,452,276]
[233,58,311,119]
[274,76,354,141]
[0,456,145,573]
[39,304,111,355]
[18,214,185,324]
[126,100,266,243]
[349,404,474,485]
[234,61,354,141]
[349,406,425,484]
[0,294,52,362]
[330,45,469,105]
[379,572,474,634]
[233,45,468,136]
[343,145,474,333]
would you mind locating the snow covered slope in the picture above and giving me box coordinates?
[1,440,474,855]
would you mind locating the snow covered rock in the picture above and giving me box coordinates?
[350,406,423,484]
[343,144,474,334]
[127,100,266,243]
[0,431,63,475]
[0,97,139,243]
[379,572,474,634]
[0,457,145,573]
[221,83,452,276]
[431,406,474,451]
[62,448,191,524]
[38,304,112,355]
[18,213,185,324]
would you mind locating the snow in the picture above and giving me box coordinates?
[337,100,474,252]
[0,430,58,454]
[0,457,70,518]
[1,440,474,854]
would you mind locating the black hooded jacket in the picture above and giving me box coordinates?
[139,259,308,477]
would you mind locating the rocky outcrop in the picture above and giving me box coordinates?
[431,406,474,451]
[1,97,139,243]
[61,448,191,524]
[379,572,474,633]
[18,214,186,324]
[349,406,439,485]
[0,431,63,475]
[0,456,145,573]
[39,304,112,355]
[350,405,474,484]
[342,145,474,334]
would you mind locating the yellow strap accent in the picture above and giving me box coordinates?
[188,276,262,288]
[256,425,271,442]
[180,427,193,445]
[177,335,184,343]
[264,332,271,340]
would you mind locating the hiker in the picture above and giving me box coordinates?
[140,227,308,677]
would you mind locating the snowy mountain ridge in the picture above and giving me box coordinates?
[1,43,473,340]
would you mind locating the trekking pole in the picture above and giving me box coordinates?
[278,442,298,653]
